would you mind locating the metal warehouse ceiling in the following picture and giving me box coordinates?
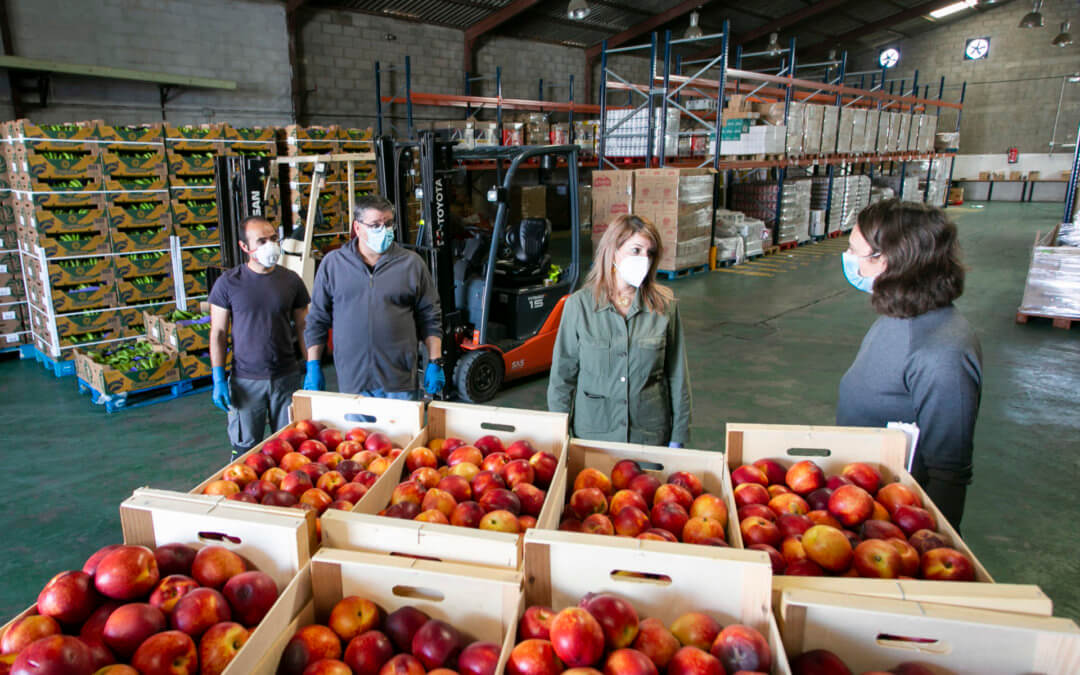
[303,0,1015,56]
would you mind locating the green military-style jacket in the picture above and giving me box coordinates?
[547,287,691,446]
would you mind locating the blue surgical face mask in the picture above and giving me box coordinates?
[365,226,394,254]
[842,251,876,293]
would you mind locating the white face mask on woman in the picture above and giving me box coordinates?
[616,255,650,288]
[252,241,281,268]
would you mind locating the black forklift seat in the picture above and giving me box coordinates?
[494,217,551,288]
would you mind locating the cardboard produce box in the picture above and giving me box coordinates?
[544,437,744,547]
[75,338,180,394]
[722,423,1049,612]
[778,589,1079,673]
[242,548,522,674]
[143,308,211,351]
[0,487,314,675]
[591,170,633,242]
[521,529,791,674]
[323,401,569,569]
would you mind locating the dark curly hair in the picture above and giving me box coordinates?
[857,199,965,318]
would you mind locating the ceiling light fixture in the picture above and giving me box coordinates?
[1019,0,1044,28]
[1052,20,1073,46]
[766,32,783,56]
[1069,72,1080,83]
[685,10,704,39]
[567,0,590,20]
[930,0,977,19]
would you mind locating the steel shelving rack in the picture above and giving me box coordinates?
[594,28,964,263]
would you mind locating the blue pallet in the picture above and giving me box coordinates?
[657,264,709,280]
[31,345,76,377]
[77,375,212,414]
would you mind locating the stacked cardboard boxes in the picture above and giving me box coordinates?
[0,149,27,348]
[729,178,811,244]
[591,168,717,271]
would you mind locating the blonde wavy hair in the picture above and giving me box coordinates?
[585,214,673,314]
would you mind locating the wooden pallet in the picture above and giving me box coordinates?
[762,245,781,257]
[77,375,212,413]
[1015,311,1077,330]
[657,264,709,280]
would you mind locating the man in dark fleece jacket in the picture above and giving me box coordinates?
[303,196,444,399]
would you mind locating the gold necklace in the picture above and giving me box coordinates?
[615,294,632,307]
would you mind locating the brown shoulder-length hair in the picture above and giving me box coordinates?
[585,214,673,314]
[857,199,965,318]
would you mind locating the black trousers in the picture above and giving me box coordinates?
[910,454,968,534]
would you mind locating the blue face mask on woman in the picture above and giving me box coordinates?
[366,226,394,254]
[842,251,876,293]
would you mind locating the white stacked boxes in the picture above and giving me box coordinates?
[803,104,824,155]
[786,102,805,156]
[603,108,680,158]
[851,109,867,154]
[864,110,881,153]
[821,105,840,154]
[837,108,855,154]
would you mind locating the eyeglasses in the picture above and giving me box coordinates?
[357,220,394,230]
[846,247,882,260]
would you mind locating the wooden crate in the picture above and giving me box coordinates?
[242,548,522,674]
[726,423,1016,606]
[322,402,569,569]
[522,529,791,674]
[544,437,744,546]
[190,393,425,540]
[778,589,1080,674]
[0,488,314,671]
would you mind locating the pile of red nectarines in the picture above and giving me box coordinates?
[732,459,975,581]
[791,648,933,675]
[510,593,772,675]
[275,596,502,675]
[1,542,278,674]
[378,435,559,535]
[204,419,405,519]
[558,460,730,546]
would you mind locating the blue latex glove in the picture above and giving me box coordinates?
[668,442,683,448]
[304,360,325,391]
[211,366,231,412]
[424,362,446,396]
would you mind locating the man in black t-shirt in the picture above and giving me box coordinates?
[209,216,310,458]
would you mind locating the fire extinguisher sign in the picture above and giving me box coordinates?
[1007,147,1019,164]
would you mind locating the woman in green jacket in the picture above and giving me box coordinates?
[548,214,691,447]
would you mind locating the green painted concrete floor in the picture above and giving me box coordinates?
[2,202,1077,623]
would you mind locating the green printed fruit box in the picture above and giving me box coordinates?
[40,256,115,286]
[174,222,219,246]
[109,223,173,252]
[24,226,111,257]
[75,340,179,395]
[180,246,222,270]
[45,281,117,313]
[170,198,218,224]
[116,275,174,304]
[105,176,168,192]
[162,312,211,352]
[183,271,207,296]
[114,250,171,278]
[166,150,217,174]
[102,150,167,176]
[106,200,171,229]
[53,309,124,337]
[98,123,164,145]
[18,202,107,233]
[164,123,224,141]
[24,152,102,179]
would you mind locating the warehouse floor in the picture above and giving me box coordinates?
[2,201,1077,622]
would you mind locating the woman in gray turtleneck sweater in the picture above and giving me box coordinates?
[837,200,982,531]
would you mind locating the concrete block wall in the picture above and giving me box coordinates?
[851,0,1080,156]
[0,0,292,126]
[476,36,587,104]
[299,9,464,130]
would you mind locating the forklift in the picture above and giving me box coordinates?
[378,131,583,402]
